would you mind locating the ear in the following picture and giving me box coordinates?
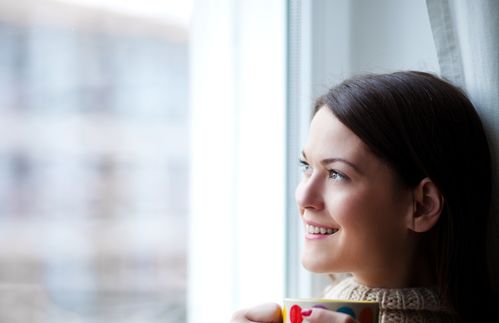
[407,178,444,233]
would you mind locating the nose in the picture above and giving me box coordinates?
[295,176,324,211]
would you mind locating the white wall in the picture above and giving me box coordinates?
[309,0,439,100]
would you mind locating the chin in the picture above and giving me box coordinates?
[301,254,333,273]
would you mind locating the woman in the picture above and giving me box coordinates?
[231,71,494,322]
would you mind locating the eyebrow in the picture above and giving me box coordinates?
[301,151,362,174]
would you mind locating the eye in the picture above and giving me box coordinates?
[328,169,347,181]
[299,159,312,175]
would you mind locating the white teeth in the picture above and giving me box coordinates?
[305,224,338,235]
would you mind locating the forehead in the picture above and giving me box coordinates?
[305,107,366,159]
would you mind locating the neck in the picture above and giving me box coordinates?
[353,238,435,288]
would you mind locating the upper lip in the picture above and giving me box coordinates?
[304,219,339,230]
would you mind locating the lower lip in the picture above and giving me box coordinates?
[305,232,337,240]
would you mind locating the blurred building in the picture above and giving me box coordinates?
[0,0,189,322]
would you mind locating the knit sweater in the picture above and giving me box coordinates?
[323,277,458,322]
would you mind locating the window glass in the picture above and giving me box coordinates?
[0,1,190,322]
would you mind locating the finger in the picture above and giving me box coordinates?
[302,308,357,323]
[230,303,283,323]
[246,303,282,322]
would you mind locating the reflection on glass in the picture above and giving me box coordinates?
[0,1,189,322]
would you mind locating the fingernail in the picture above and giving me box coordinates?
[301,309,312,317]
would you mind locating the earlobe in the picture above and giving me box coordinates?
[408,178,444,233]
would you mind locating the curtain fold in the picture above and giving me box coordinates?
[426,0,499,287]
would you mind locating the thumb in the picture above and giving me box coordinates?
[301,308,357,323]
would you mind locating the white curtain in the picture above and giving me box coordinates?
[426,0,499,288]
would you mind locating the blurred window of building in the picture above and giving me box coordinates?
[0,0,191,322]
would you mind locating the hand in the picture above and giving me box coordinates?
[301,308,357,323]
[230,302,282,323]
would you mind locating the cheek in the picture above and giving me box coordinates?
[327,190,369,225]
[330,188,400,231]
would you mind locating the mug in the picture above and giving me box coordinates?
[283,298,379,323]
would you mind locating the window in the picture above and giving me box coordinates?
[188,0,286,321]
[0,1,191,322]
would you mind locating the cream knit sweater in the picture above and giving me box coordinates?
[323,277,458,322]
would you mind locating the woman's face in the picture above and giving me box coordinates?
[295,107,414,285]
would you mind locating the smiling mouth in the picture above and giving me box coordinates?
[305,224,339,235]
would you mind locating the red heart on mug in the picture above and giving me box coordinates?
[289,304,303,323]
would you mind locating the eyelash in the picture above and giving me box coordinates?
[328,170,345,181]
[299,160,310,172]
[299,160,347,181]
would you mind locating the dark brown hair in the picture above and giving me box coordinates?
[315,71,492,321]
